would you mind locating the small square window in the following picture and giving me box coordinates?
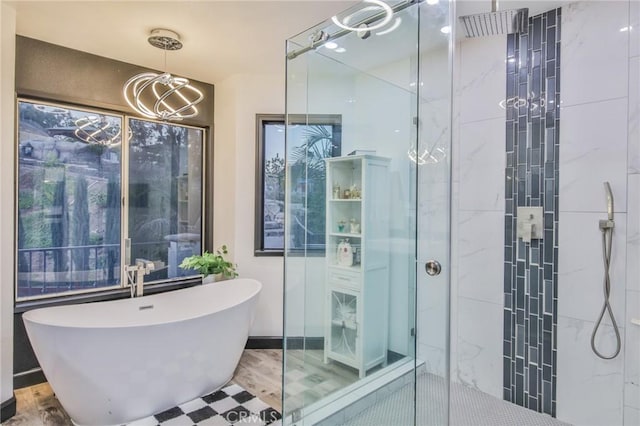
[254,114,342,256]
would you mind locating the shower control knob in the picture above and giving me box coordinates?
[425,260,442,276]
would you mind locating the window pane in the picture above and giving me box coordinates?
[263,123,286,250]
[287,123,341,251]
[127,119,203,281]
[17,100,122,298]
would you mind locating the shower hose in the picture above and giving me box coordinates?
[590,223,622,360]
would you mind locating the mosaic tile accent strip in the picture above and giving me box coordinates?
[127,384,282,426]
[503,8,561,418]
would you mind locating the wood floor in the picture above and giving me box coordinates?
[2,349,282,426]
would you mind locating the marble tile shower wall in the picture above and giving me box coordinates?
[451,34,507,400]
[625,4,640,425]
[446,2,639,426]
[503,8,561,417]
[556,2,638,425]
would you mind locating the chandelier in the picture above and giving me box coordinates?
[123,29,204,121]
[74,116,121,146]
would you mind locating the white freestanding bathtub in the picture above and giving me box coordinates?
[23,278,262,426]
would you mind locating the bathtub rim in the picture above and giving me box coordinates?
[22,278,262,330]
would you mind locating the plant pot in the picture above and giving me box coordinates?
[202,274,223,284]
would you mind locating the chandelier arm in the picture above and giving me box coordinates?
[134,75,166,117]
[153,79,185,116]
[161,83,203,118]
[150,78,203,120]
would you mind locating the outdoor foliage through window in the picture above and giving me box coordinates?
[259,116,341,253]
[127,118,203,281]
[17,101,122,298]
[16,101,205,300]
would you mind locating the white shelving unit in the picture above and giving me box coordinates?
[324,155,390,378]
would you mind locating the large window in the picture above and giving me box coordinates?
[16,100,204,300]
[17,101,123,299]
[255,114,341,255]
[127,118,203,281]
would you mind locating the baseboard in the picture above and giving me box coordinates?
[285,336,324,350]
[14,368,46,389]
[245,337,282,349]
[1,394,16,422]
[245,336,325,350]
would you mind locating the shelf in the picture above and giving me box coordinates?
[328,264,361,272]
[329,232,362,238]
[325,154,390,378]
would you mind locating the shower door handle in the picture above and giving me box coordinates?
[425,260,442,276]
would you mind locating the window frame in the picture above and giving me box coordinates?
[15,98,208,302]
[254,113,342,256]
[124,116,207,283]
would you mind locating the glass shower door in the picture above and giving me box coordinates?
[283,1,452,424]
[414,0,453,424]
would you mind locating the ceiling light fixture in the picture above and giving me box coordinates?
[123,28,204,121]
[440,25,451,34]
[74,116,121,146]
[331,0,393,32]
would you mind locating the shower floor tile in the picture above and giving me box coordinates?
[343,372,572,426]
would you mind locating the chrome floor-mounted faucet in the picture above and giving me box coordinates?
[124,260,155,297]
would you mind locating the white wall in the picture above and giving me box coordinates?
[0,2,16,405]
[556,2,635,425]
[214,72,286,337]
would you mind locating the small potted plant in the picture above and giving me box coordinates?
[179,245,238,284]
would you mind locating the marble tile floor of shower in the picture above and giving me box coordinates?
[4,349,283,426]
[343,372,571,426]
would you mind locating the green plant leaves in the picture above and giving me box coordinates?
[178,246,238,278]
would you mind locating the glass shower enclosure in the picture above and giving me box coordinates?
[283,0,453,424]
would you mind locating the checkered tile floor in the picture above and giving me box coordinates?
[128,384,282,426]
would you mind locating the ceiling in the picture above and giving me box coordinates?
[7,1,359,85]
[7,0,568,85]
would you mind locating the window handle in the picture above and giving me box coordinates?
[125,238,131,265]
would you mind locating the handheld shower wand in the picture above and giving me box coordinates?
[591,182,621,359]
[604,182,614,221]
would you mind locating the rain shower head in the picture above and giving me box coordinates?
[459,0,529,38]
